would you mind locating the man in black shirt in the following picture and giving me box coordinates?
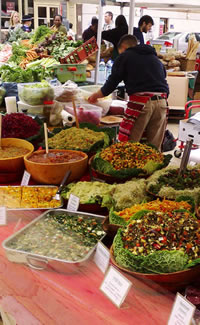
[133,15,154,45]
[88,35,169,150]
[82,17,98,42]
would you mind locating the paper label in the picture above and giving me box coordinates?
[0,207,7,225]
[168,293,196,325]
[94,242,110,274]
[67,194,80,212]
[21,171,31,186]
[100,265,132,308]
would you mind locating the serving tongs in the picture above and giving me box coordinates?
[53,170,71,201]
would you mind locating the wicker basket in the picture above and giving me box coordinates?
[180,58,196,71]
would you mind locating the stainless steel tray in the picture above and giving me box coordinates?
[2,209,105,274]
[0,185,63,210]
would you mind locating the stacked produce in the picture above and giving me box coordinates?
[113,209,200,274]
[159,51,185,71]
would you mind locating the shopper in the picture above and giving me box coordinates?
[68,23,76,40]
[88,35,169,151]
[103,11,114,31]
[9,11,21,31]
[21,15,33,33]
[82,17,98,42]
[133,15,154,45]
[102,14,128,59]
[51,15,67,34]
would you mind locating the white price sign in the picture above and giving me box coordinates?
[21,170,31,186]
[0,207,7,225]
[67,194,80,212]
[94,242,110,274]
[168,293,196,325]
[100,265,132,308]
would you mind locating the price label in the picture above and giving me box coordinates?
[0,207,7,225]
[168,293,196,325]
[21,170,31,186]
[94,242,110,274]
[100,265,132,308]
[67,194,80,212]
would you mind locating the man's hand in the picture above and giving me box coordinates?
[88,89,104,103]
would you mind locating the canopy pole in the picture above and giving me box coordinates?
[94,0,104,84]
[128,0,135,34]
[0,0,1,43]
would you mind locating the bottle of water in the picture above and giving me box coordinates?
[98,59,106,84]
[106,60,113,80]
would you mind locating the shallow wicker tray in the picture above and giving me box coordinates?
[110,246,200,292]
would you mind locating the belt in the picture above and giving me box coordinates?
[151,95,164,101]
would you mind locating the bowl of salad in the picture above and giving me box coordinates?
[18,81,54,106]
[91,142,172,183]
[111,209,200,292]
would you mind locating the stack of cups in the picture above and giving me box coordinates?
[5,97,18,114]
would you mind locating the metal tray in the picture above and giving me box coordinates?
[0,185,63,210]
[2,209,105,274]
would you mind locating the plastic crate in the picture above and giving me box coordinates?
[60,37,98,64]
[53,64,86,83]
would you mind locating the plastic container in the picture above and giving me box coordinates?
[17,101,53,116]
[18,83,54,106]
[98,59,106,84]
[109,100,127,115]
[106,60,113,80]
[52,64,86,83]
[65,104,102,125]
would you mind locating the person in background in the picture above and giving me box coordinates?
[103,11,114,31]
[102,14,128,59]
[133,15,154,45]
[68,22,76,40]
[88,35,169,151]
[82,17,98,42]
[9,11,21,31]
[21,15,33,33]
[51,15,67,34]
[103,11,114,48]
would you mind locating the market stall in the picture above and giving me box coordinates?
[0,14,200,325]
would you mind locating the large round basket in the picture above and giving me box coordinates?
[110,246,200,292]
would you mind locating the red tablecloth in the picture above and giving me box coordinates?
[0,210,175,325]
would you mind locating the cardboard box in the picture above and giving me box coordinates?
[167,76,188,107]
[178,119,200,145]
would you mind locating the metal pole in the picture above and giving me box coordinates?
[94,0,103,84]
[0,0,1,43]
[128,0,135,34]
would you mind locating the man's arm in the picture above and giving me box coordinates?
[88,55,125,103]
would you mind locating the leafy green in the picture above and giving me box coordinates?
[186,258,200,269]
[8,27,32,42]
[31,25,53,44]
[176,195,195,212]
[0,65,34,83]
[8,42,29,65]
[18,81,54,106]
[109,208,127,226]
[141,250,189,274]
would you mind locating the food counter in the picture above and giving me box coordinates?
[0,209,175,325]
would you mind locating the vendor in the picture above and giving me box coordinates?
[21,15,33,33]
[102,15,128,59]
[88,35,169,151]
[82,17,98,42]
[133,15,154,45]
[51,15,67,35]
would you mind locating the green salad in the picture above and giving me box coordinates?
[146,165,200,202]
[18,80,54,106]
[113,210,200,274]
